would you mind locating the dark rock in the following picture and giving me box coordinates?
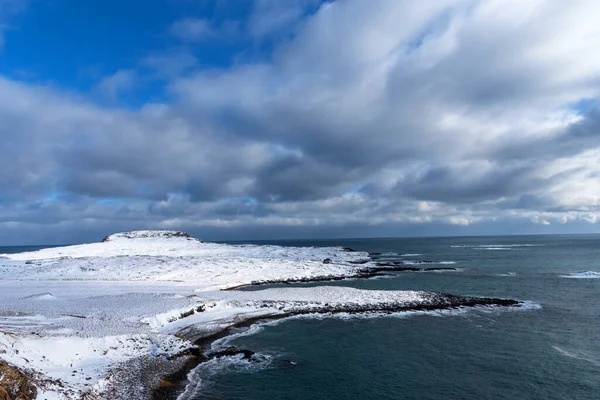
[102,230,194,242]
[322,258,332,264]
[208,347,261,362]
[342,247,357,252]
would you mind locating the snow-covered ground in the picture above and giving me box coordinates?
[1,230,367,291]
[0,231,377,399]
[0,231,517,399]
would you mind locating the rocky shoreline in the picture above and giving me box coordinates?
[225,264,460,291]
[151,289,521,400]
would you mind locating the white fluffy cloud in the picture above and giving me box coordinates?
[1,0,600,243]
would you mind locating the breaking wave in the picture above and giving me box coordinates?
[178,351,274,400]
[560,271,600,279]
[451,244,541,249]
[553,346,600,366]
[403,260,456,265]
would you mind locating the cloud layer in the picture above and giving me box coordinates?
[1,0,600,244]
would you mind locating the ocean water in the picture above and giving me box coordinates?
[193,235,600,400]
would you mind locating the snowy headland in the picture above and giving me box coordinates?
[0,231,523,399]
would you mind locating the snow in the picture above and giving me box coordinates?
[1,231,366,291]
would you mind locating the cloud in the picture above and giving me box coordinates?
[170,18,215,42]
[248,0,319,38]
[95,70,137,98]
[1,0,600,243]
[141,50,198,78]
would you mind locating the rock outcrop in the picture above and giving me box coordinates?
[101,230,193,242]
[0,360,37,400]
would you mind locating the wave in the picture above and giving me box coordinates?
[403,260,456,265]
[451,244,541,249]
[178,351,274,400]
[553,346,600,366]
[495,272,517,277]
[560,271,600,279]
[211,320,280,350]
[400,253,422,257]
[422,268,464,273]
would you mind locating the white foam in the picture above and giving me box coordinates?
[451,244,540,248]
[403,260,456,265]
[552,346,600,366]
[177,351,273,400]
[496,272,517,277]
[400,253,422,256]
[422,268,464,273]
[560,271,600,279]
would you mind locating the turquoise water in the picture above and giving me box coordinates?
[195,235,600,399]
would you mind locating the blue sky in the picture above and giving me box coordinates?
[1,0,599,245]
[1,0,305,103]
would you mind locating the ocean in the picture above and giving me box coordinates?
[191,235,600,400]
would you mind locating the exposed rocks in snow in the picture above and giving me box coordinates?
[101,230,193,242]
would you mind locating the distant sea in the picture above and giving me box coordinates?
[3,235,599,400]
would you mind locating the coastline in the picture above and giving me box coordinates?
[151,288,522,400]
[0,231,529,399]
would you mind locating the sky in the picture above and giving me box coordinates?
[1,0,600,245]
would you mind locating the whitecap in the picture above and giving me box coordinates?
[560,271,600,279]
[495,272,517,277]
[403,260,456,265]
[451,244,541,249]
[553,346,600,366]
[400,253,422,257]
[422,268,464,273]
